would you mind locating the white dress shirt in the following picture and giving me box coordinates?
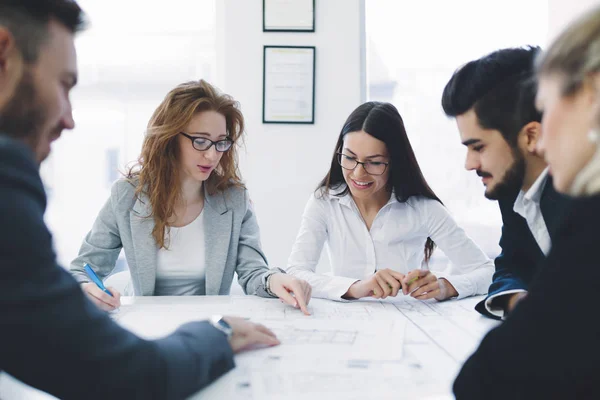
[155,210,206,296]
[285,188,494,300]
[485,168,551,318]
[512,167,551,255]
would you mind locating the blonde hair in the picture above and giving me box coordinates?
[536,6,600,98]
[127,80,245,249]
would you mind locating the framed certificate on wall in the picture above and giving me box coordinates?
[263,0,315,32]
[263,46,316,124]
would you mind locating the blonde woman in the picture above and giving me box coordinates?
[70,80,311,314]
[454,7,600,399]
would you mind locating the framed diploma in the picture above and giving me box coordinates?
[263,0,315,32]
[263,46,316,124]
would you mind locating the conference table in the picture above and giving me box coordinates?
[0,294,500,399]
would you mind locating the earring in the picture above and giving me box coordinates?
[588,129,599,144]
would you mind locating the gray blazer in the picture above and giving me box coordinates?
[70,178,275,296]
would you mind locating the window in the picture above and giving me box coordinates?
[366,0,548,264]
[42,0,217,267]
[105,148,120,187]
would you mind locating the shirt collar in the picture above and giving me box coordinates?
[524,167,550,203]
[513,167,549,217]
[331,185,397,209]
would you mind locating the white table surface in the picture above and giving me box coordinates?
[0,294,499,400]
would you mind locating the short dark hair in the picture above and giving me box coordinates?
[0,0,86,63]
[318,101,443,263]
[441,46,542,147]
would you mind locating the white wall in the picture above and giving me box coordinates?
[215,0,364,269]
[46,0,595,272]
[548,0,598,43]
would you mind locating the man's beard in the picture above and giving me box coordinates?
[481,150,526,200]
[0,69,47,151]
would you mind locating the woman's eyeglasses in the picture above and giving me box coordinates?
[180,132,233,152]
[337,153,389,175]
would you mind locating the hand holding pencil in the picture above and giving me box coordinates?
[402,264,458,301]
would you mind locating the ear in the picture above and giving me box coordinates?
[0,26,23,107]
[519,121,542,154]
[589,72,600,116]
[0,26,16,75]
[590,72,600,94]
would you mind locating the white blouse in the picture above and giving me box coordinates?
[285,188,494,300]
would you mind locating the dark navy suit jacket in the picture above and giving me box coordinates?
[475,177,571,319]
[455,192,600,399]
[0,135,234,399]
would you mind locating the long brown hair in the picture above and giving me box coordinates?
[127,80,245,249]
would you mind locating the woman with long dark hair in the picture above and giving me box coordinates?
[286,101,493,301]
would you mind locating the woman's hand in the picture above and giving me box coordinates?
[268,273,312,315]
[81,282,121,311]
[402,269,458,301]
[344,269,407,299]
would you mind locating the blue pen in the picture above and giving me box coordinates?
[84,263,113,297]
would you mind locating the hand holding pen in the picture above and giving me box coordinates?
[81,263,121,312]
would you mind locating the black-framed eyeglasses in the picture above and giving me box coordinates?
[337,152,389,176]
[180,132,233,152]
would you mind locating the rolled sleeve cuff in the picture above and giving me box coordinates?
[436,273,472,300]
[318,276,360,302]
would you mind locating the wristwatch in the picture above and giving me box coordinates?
[209,315,233,339]
[264,267,286,297]
[265,272,277,297]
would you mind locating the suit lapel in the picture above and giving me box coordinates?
[203,188,232,295]
[540,177,571,240]
[129,194,158,295]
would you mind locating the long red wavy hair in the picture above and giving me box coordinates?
[127,80,245,248]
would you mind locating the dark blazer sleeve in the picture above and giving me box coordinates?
[475,198,530,319]
[0,139,235,400]
[454,196,599,399]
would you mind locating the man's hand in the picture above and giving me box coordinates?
[222,317,280,353]
[506,292,528,313]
